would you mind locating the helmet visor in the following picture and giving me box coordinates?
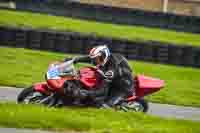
[91,55,104,65]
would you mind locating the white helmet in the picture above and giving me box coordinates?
[89,45,111,66]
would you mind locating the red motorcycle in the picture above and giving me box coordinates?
[17,60,165,112]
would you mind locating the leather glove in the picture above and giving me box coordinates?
[64,57,72,62]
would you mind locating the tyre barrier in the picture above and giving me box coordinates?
[0,26,200,68]
[3,0,200,33]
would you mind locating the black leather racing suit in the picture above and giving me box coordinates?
[65,53,135,107]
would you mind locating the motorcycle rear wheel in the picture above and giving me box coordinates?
[120,99,149,113]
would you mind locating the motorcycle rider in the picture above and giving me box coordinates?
[64,45,135,108]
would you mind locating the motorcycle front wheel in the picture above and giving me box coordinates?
[17,86,51,105]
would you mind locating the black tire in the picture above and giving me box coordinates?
[121,98,149,113]
[17,86,34,103]
[136,98,149,113]
[17,86,46,104]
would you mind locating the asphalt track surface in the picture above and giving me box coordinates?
[0,86,200,133]
[0,128,57,133]
[0,86,200,121]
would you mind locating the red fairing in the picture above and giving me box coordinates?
[46,78,66,91]
[135,75,165,97]
[79,67,102,89]
[33,82,50,94]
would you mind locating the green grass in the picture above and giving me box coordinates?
[0,9,200,46]
[0,103,199,133]
[0,46,200,107]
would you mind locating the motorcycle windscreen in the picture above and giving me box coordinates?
[79,67,102,89]
[47,60,75,79]
[136,75,165,96]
